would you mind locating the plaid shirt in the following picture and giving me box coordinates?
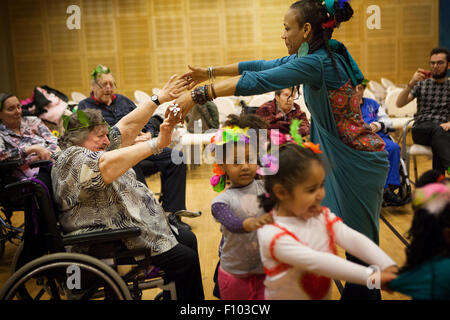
[411,78,450,126]
[256,99,310,136]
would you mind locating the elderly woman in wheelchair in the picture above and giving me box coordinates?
[0,75,204,300]
[0,93,59,258]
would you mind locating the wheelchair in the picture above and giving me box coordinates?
[381,128,412,207]
[0,160,26,258]
[0,160,176,300]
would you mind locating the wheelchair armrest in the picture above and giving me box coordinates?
[0,160,24,171]
[62,227,141,246]
[29,160,53,169]
[4,179,33,191]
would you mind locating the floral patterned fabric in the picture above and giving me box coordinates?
[0,116,59,178]
[328,81,384,152]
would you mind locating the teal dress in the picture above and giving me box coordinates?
[235,45,388,243]
[389,257,450,300]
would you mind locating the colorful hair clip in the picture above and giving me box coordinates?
[256,154,279,176]
[338,0,349,9]
[289,119,304,146]
[210,163,226,192]
[412,182,450,216]
[210,174,226,192]
[303,141,323,154]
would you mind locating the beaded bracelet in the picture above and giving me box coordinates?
[191,85,213,105]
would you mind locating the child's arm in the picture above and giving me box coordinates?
[260,227,395,287]
[333,219,397,271]
[212,202,246,233]
[212,203,272,233]
[242,213,273,232]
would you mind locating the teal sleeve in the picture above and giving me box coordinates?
[238,55,297,74]
[235,55,323,96]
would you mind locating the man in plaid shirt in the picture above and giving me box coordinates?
[397,48,450,174]
[255,88,310,137]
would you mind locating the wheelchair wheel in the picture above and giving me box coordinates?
[0,224,5,258]
[0,252,132,300]
[10,241,23,274]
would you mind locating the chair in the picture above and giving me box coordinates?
[134,90,151,106]
[384,88,416,131]
[401,119,433,184]
[386,86,399,95]
[0,161,176,300]
[381,77,396,89]
[368,80,386,103]
[363,88,376,100]
[71,92,87,104]
[249,94,274,107]
[214,97,239,124]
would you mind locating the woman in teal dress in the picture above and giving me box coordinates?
[171,0,389,299]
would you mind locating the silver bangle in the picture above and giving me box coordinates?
[208,66,215,83]
[147,137,162,155]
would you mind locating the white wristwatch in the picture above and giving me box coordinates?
[151,94,160,106]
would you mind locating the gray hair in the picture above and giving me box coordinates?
[59,108,107,150]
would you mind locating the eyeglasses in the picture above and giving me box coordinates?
[95,80,117,89]
[429,61,446,66]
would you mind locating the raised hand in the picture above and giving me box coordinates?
[164,91,196,125]
[157,117,176,150]
[181,65,209,90]
[158,74,190,104]
[409,68,429,87]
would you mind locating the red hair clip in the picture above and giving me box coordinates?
[321,19,336,29]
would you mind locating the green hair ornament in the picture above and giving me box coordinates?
[62,109,111,133]
[288,120,323,154]
[289,119,304,146]
[91,64,111,80]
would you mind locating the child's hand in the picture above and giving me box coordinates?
[242,214,274,232]
[382,265,399,275]
[259,213,274,225]
[379,271,398,293]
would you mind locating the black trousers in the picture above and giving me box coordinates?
[134,147,187,213]
[151,228,205,300]
[412,122,450,174]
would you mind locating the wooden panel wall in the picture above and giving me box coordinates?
[7,0,439,100]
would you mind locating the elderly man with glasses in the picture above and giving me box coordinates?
[77,65,197,230]
[396,48,450,175]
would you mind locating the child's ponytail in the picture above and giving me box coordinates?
[258,191,278,213]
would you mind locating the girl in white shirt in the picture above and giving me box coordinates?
[257,143,398,300]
